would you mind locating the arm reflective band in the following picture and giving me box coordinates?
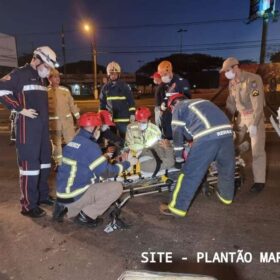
[129,107,136,111]
[107,96,127,100]
[116,163,124,175]
[89,156,107,170]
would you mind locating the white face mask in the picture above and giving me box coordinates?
[161,75,172,84]
[37,67,50,78]
[93,129,101,140]
[225,69,236,80]
[139,123,148,131]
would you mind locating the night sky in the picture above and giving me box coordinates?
[1,0,280,72]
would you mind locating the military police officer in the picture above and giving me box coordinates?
[220,57,266,193]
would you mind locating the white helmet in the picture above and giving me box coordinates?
[106,61,121,75]
[33,46,57,68]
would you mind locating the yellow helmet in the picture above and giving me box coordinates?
[106,61,121,75]
[157,60,173,76]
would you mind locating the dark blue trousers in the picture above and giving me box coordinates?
[16,116,51,211]
[169,136,235,216]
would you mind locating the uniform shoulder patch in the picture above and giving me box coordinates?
[252,90,259,96]
[0,74,11,81]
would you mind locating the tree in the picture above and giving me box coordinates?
[270,51,280,63]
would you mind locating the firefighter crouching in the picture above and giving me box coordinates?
[53,112,137,227]
[48,69,80,167]
[125,107,175,176]
[160,94,235,217]
[0,46,57,218]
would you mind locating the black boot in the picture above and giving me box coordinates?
[250,183,265,193]
[75,211,103,228]
[21,207,46,218]
[40,196,55,206]
[52,202,68,222]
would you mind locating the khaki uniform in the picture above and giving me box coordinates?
[227,71,266,183]
[48,86,80,165]
[126,122,175,173]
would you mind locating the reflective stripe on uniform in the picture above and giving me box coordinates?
[40,163,51,169]
[168,205,187,217]
[66,114,71,118]
[0,90,13,96]
[19,169,40,176]
[74,112,80,117]
[62,157,77,193]
[129,107,136,111]
[169,173,184,208]
[107,96,127,100]
[116,163,123,174]
[49,116,59,120]
[174,147,184,151]
[89,156,107,170]
[114,118,130,122]
[23,85,47,91]
[193,125,232,140]
[216,192,232,205]
[56,184,90,199]
[171,120,186,126]
[189,104,210,129]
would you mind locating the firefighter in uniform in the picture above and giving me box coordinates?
[48,69,80,166]
[53,112,137,226]
[157,60,191,139]
[0,46,57,218]
[99,61,135,139]
[220,57,266,193]
[160,94,235,217]
[126,107,175,175]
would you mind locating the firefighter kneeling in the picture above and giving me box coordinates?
[125,107,175,177]
[53,112,137,227]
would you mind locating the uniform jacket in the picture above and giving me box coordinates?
[48,85,80,130]
[156,74,191,106]
[172,99,233,158]
[226,71,265,126]
[99,79,135,123]
[0,64,49,144]
[126,122,161,152]
[56,128,130,201]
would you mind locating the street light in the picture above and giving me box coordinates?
[83,22,98,99]
[177,28,187,53]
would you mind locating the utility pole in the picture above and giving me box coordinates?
[259,14,269,64]
[177,28,187,53]
[61,24,67,74]
[93,33,98,100]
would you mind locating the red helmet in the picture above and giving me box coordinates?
[99,110,115,126]
[167,93,186,109]
[135,107,151,122]
[78,112,102,127]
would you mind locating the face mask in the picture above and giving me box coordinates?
[161,75,172,84]
[101,124,109,132]
[225,69,236,80]
[139,123,148,131]
[93,129,101,140]
[37,67,50,78]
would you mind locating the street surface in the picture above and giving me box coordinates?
[0,95,279,280]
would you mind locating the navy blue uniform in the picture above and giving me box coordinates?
[56,129,130,202]
[169,99,235,216]
[100,80,135,138]
[0,64,51,211]
[158,74,191,139]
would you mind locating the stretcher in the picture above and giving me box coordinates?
[104,156,245,233]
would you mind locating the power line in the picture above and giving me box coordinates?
[14,17,250,37]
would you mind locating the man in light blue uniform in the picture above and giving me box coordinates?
[160,94,235,217]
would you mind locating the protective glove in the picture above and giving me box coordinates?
[248,125,257,138]
[130,115,135,123]
[160,102,167,111]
